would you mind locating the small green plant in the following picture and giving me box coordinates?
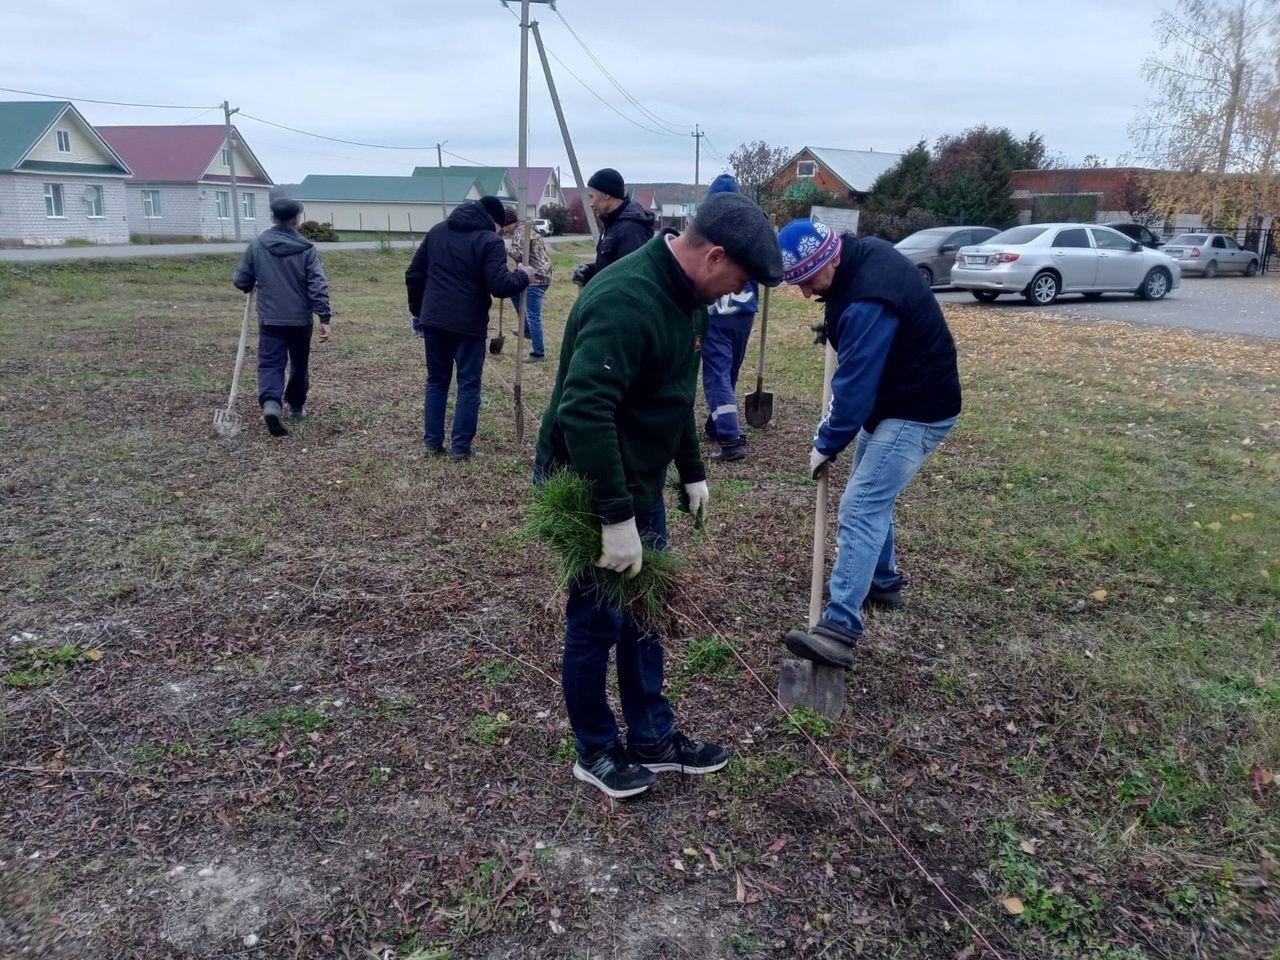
[475,657,523,688]
[521,469,684,628]
[726,931,766,957]
[552,738,577,763]
[466,712,510,745]
[3,641,96,688]
[130,739,193,771]
[682,636,741,683]
[225,705,333,745]
[780,707,836,739]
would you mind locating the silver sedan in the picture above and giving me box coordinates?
[1160,233,1260,277]
[951,223,1181,305]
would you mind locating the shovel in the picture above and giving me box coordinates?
[809,342,838,627]
[744,286,774,428]
[489,297,506,355]
[213,291,253,437]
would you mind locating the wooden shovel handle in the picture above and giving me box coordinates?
[226,291,252,410]
[755,286,770,381]
[808,342,837,628]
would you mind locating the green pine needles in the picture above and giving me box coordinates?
[523,470,683,629]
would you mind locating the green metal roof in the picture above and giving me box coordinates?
[294,174,482,204]
[411,165,510,196]
[19,160,131,176]
[0,101,68,170]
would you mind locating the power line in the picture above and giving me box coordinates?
[552,9,685,135]
[237,112,444,151]
[0,85,212,110]
[541,44,680,138]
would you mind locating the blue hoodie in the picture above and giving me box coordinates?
[705,174,758,319]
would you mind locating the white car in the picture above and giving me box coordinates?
[532,218,553,237]
[951,223,1181,305]
[1160,233,1260,277]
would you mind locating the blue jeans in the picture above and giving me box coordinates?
[702,315,754,441]
[423,328,486,455]
[511,284,548,357]
[824,417,956,636]
[257,323,313,408]
[562,500,675,757]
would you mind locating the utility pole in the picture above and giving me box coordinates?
[221,100,242,242]
[692,123,704,191]
[531,19,599,243]
[436,142,449,226]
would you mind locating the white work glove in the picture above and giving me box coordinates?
[598,517,643,577]
[809,448,834,479]
[683,480,709,523]
[515,264,536,281]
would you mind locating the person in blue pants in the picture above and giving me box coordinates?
[776,218,961,669]
[700,175,757,462]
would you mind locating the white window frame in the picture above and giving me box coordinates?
[796,160,817,178]
[44,183,65,218]
[142,189,162,219]
[221,145,231,167]
[56,130,72,153]
[84,185,104,218]
[215,191,231,219]
[242,192,255,220]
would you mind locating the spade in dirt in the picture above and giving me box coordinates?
[214,291,253,437]
[744,286,773,428]
[489,297,506,355]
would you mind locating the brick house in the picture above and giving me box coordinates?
[1010,167,1167,227]
[765,146,903,208]
[95,125,274,240]
[0,101,132,246]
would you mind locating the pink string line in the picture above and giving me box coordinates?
[682,605,1009,960]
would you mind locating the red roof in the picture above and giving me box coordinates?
[632,188,657,210]
[507,166,554,201]
[563,186,582,208]
[95,125,271,184]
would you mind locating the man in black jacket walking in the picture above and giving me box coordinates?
[233,198,331,437]
[572,168,655,288]
[406,196,534,459]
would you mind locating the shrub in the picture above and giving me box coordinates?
[539,203,571,236]
[298,220,339,242]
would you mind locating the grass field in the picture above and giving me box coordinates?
[1,244,1277,959]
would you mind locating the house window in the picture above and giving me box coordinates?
[142,189,162,218]
[242,193,255,220]
[544,181,555,198]
[56,130,72,153]
[44,183,64,218]
[84,185,104,218]
[221,146,231,167]
[797,160,817,178]
[215,191,231,219]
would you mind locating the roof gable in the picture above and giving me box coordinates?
[95,125,268,183]
[506,166,553,201]
[805,146,904,193]
[294,174,483,204]
[0,101,130,174]
[412,165,514,197]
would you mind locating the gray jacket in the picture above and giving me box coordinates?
[233,226,331,326]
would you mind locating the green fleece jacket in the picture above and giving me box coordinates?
[536,231,708,524]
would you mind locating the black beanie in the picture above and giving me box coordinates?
[478,195,506,226]
[502,205,518,226]
[270,198,303,222]
[587,168,626,200]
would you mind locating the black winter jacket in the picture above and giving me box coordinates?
[405,201,530,338]
[579,198,656,286]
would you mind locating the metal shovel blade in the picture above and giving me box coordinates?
[213,407,244,438]
[744,380,773,428]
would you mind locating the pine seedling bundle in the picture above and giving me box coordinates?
[523,470,683,628]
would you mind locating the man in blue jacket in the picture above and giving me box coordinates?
[700,174,758,462]
[233,198,331,437]
[405,196,535,459]
[777,219,961,669]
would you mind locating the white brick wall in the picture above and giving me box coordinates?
[120,182,270,239]
[0,173,129,245]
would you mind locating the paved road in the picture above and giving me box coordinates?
[0,233,591,263]
[935,275,1279,340]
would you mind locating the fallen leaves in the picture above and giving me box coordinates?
[1001,895,1025,915]
[1090,589,1109,602]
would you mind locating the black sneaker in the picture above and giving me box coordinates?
[450,450,473,462]
[703,414,716,441]
[629,731,729,775]
[573,742,657,799]
[864,585,903,611]
[262,400,289,437]
[710,436,747,462]
[286,404,307,421]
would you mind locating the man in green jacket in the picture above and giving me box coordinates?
[536,192,783,799]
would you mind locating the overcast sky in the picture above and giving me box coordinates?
[2,0,1171,188]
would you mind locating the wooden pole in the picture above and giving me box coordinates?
[222,101,242,242]
[436,142,449,225]
[512,0,533,442]
[531,20,599,243]
[809,343,837,628]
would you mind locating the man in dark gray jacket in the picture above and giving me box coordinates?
[233,198,332,437]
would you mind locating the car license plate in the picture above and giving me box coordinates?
[1165,248,1183,257]
[965,255,988,265]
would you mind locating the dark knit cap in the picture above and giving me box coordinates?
[478,195,506,226]
[502,205,518,226]
[270,198,303,222]
[693,192,784,287]
[587,167,626,199]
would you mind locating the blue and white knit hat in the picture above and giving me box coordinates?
[778,218,842,285]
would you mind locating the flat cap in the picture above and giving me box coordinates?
[270,197,303,221]
[693,192,783,287]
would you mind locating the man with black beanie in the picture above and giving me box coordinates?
[572,167,655,288]
[233,197,332,437]
[405,196,535,459]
